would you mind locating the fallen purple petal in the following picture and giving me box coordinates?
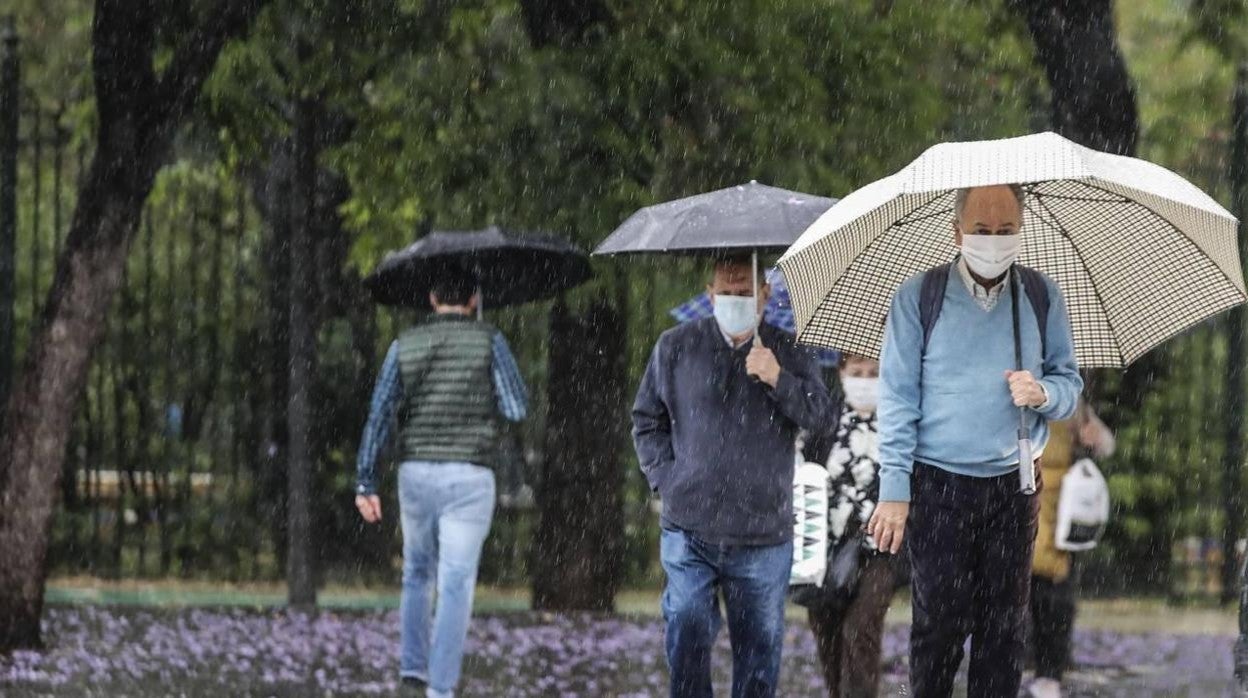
[0,606,1237,696]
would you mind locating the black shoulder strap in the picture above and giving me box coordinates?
[919,262,954,354]
[1014,265,1051,357]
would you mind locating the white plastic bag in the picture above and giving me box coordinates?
[791,461,830,586]
[1055,458,1110,552]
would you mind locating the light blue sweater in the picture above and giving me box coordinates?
[877,268,1083,502]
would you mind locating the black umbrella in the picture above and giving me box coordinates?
[594,181,837,339]
[364,226,592,310]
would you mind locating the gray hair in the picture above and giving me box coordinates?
[953,184,1026,220]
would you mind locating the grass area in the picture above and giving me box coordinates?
[46,576,1239,636]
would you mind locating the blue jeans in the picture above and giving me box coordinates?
[398,461,496,697]
[660,526,793,698]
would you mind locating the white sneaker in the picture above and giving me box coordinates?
[1027,677,1062,698]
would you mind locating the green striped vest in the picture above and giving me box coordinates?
[395,314,499,468]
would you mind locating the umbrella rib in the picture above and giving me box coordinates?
[1031,193,1128,367]
[1074,179,1248,303]
[1026,190,1130,205]
[797,192,948,347]
[890,194,951,228]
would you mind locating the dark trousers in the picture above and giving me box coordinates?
[659,526,793,698]
[807,555,897,698]
[907,464,1040,698]
[1030,575,1076,680]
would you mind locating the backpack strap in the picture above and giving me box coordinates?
[919,262,954,354]
[918,261,1051,357]
[1014,265,1051,358]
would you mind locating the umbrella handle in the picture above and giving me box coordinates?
[752,250,761,340]
[1010,269,1037,495]
[1018,433,1036,494]
[750,250,766,382]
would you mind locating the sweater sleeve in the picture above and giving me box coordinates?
[766,341,833,433]
[877,279,924,503]
[801,389,845,465]
[1034,278,1083,421]
[632,337,676,493]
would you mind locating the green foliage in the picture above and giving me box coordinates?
[332,0,1038,270]
[1069,0,1248,595]
[319,0,1043,587]
[21,0,1248,593]
[1184,0,1248,62]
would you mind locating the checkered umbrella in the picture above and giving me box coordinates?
[778,131,1246,369]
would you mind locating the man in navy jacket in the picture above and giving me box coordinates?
[633,255,832,698]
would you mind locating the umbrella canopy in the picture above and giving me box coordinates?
[364,226,592,308]
[593,181,837,255]
[778,131,1247,368]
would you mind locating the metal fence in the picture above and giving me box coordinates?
[2,55,567,584]
[3,19,1246,601]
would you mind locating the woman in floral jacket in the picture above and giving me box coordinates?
[802,354,899,698]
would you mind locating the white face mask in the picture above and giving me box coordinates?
[713,295,757,337]
[841,376,879,413]
[960,234,1022,279]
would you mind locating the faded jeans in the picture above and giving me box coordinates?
[659,525,793,698]
[398,461,495,698]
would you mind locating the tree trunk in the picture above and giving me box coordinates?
[0,152,156,648]
[1011,0,1157,414]
[0,17,18,416]
[519,0,612,48]
[1012,0,1138,156]
[1011,0,1151,418]
[251,142,293,574]
[286,94,318,607]
[0,0,267,651]
[519,0,624,613]
[532,301,626,612]
[1225,64,1248,606]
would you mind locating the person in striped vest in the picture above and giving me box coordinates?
[354,267,529,698]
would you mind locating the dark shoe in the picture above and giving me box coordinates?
[401,676,428,696]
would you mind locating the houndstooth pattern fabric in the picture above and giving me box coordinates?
[778,132,1245,368]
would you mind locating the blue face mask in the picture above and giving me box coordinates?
[713,294,757,336]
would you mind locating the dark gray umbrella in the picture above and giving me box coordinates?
[594,181,837,340]
[593,181,837,256]
[364,226,592,310]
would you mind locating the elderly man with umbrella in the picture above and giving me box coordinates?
[779,132,1247,698]
[355,228,589,698]
[598,182,836,698]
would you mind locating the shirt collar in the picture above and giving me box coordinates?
[718,325,755,348]
[956,257,1010,311]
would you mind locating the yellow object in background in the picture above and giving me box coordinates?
[1033,419,1075,583]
